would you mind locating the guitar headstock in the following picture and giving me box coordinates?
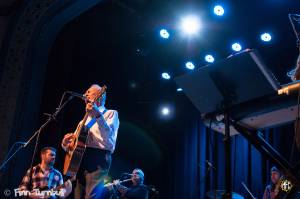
[86,85,107,104]
[94,85,107,102]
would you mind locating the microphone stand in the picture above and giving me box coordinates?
[200,160,219,199]
[0,92,73,180]
[199,161,216,184]
[241,182,256,199]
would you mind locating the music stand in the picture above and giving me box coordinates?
[175,49,279,198]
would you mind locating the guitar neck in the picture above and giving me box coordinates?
[74,111,89,137]
[53,178,74,191]
[81,111,89,125]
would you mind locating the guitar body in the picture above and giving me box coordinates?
[63,125,89,177]
[37,177,75,198]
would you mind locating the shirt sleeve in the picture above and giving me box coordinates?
[96,110,119,141]
[262,186,270,199]
[19,169,31,191]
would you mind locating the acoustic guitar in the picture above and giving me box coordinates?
[63,86,107,177]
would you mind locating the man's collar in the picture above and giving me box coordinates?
[37,164,53,173]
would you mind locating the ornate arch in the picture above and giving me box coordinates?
[0,0,102,185]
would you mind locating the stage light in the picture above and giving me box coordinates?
[180,15,201,35]
[231,42,242,52]
[129,81,138,90]
[177,88,183,92]
[160,29,170,39]
[159,104,174,119]
[161,107,170,115]
[260,33,272,42]
[205,54,215,63]
[185,61,195,70]
[214,5,224,16]
[161,72,171,80]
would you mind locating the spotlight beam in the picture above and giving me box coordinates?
[180,15,201,35]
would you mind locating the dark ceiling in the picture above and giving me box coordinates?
[45,0,300,112]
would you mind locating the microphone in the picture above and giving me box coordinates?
[206,160,216,170]
[67,91,86,101]
[18,141,28,147]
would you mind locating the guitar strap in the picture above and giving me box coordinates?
[85,109,107,129]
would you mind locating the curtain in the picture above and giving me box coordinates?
[173,114,299,199]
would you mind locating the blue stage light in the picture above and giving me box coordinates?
[214,5,224,16]
[261,33,272,42]
[161,107,170,116]
[185,61,195,70]
[160,29,170,39]
[161,72,171,80]
[231,42,242,52]
[205,54,215,63]
[180,15,201,35]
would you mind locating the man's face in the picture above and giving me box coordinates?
[42,150,56,166]
[271,171,280,184]
[131,169,144,185]
[84,85,104,106]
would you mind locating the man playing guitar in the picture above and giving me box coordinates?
[19,147,72,199]
[61,84,120,199]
